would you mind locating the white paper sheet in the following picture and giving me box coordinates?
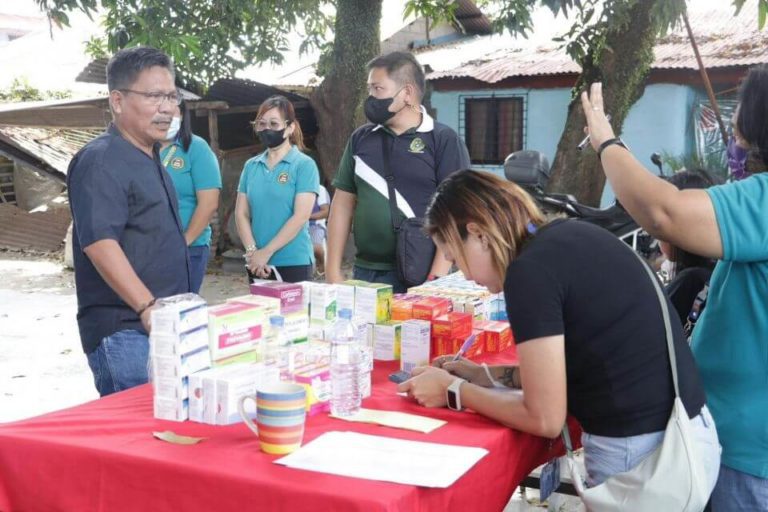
[330,408,446,433]
[274,431,488,488]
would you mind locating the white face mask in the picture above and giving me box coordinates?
[166,116,181,140]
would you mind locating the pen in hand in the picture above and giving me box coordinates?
[452,333,478,362]
[577,114,611,151]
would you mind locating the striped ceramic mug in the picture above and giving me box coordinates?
[238,382,307,455]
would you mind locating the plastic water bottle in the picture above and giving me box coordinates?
[263,316,294,381]
[330,309,362,416]
[357,321,373,399]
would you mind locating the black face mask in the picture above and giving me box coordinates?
[364,88,406,125]
[364,96,396,125]
[258,128,286,149]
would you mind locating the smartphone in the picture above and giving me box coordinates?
[388,371,411,384]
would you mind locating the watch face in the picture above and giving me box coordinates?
[447,389,459,410]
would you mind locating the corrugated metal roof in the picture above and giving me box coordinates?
[0,203,71,252]
[654,0,768,69]
[206,78,309,106]
[0,126,101,176]
[424,0,767,83]
[75,57,109,85]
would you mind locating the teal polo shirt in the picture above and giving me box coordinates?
[237,145,319,266]
[693,173,768,478]
[160,134,222,247]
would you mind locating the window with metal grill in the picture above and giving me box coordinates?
[464,96,524,165]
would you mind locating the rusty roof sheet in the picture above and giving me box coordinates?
[425,0,767,83]
[654,0,768,69]
[0,203,71,252]
[0,126,101,176]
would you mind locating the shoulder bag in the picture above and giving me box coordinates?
[561,247,713,511]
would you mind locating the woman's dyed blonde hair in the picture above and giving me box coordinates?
[425,170,545,280]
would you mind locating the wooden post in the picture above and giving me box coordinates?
[682,9,729,147]
[207,110,220,155]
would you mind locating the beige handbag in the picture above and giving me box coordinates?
[561,250,712,511]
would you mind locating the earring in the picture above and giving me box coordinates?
[480,236,489,249]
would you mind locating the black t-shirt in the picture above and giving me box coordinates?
[665,266,713,325]
[67,125,191,354]
[505,220,706,437]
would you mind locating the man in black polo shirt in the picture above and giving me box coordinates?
[67,47,190,396]
[327,51,470,293]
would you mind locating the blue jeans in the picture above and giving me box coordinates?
[188,245,210,294]
[709,465,768,511]
[353,266,407,294]
[86,329,149,397]
[582,406,721,492]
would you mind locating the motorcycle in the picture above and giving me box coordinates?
[503,150,656,258]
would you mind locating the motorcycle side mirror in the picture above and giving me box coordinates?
[650,153,665,176]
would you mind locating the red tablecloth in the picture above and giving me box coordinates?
[0,359,576,512]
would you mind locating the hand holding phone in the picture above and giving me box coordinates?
[388,371,411,384]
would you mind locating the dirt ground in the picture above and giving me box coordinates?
[0,251,250,423]
[0,250,582,511]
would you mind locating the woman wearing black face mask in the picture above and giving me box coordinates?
[235,95,320,283]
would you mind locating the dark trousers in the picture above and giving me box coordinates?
[188,245,210,294]
[246,264,313,284]
[353,265,407,294]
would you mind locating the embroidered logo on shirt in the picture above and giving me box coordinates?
[409,137,426,154]
[277,172,289,184]
[170,157,185,170]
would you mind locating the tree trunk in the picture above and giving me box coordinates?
[546,0,660,206]
[310,0,383,184]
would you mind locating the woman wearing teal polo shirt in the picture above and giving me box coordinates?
[235,95,319,283]
[160,101,222,293]
[583,72,768,511]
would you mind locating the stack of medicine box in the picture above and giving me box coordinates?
[188,363,280,425]
[249,281,309,344]
[408,271,505,321]
[205,301,266,366]
[392,271,517,361]
[150,293,211,421]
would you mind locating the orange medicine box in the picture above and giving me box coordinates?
[474,320,513,354]
[412,297,452,321]
[432,334,454,358]
[391,295,421,322]
[466,328,486,359]
[433,331,485,359]
[432,312,473,340]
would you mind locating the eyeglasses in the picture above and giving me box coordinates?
[252,119,289,131]
[118,89,182,106]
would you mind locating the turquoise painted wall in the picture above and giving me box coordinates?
[430,83,695,206]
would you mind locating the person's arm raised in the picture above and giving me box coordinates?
[582,82,722,259]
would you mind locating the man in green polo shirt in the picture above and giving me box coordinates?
[327,51,470,293]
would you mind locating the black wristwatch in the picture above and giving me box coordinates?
[446,378,466,411]
[597,137,628,160]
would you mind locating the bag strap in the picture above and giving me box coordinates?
[379,131,403,232]
[562,243,679,456]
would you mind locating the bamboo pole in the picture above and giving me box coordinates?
[682,9,729,147]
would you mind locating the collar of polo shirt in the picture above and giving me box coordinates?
[372,105,434,134]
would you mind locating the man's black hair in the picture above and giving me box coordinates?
[107,46,175,92]
[367,51,425,99]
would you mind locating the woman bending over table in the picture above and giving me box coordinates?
[398,170,720,496]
